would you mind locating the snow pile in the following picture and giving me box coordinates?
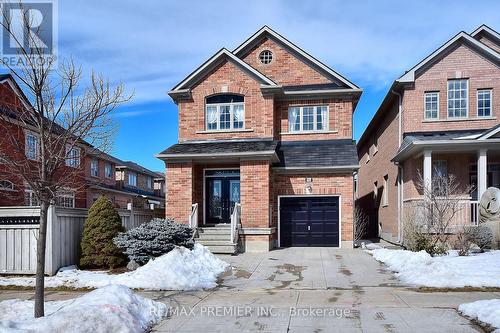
[0,244,229,290]
[459,299,500,332]
[0,285,167,333]
[370,249,500,288]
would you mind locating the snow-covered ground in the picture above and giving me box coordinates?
[0,285,167,332]
[0,244,229,290]
[370,249,500,288]
[459,299,500,332]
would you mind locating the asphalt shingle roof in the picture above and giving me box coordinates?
[159,140,278,155]
[398,129,488,153]
[274,139,358,168]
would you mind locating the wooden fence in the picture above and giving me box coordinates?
[0,205,160,275]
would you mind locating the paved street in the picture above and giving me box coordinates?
[1,248,498,332]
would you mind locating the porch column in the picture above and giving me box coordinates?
[477,149,488,200]
[423,150,432,192]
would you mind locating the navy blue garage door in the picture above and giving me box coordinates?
[280,196,339,247]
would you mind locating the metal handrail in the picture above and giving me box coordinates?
[189,203,198,229]
[230,203,241,244]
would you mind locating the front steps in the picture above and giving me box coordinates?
[194,224,237,254]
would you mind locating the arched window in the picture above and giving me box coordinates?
[205,94,244,131]
[0,180,14,191]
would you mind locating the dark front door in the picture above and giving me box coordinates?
[205,170,240,224]
[280,196,339,247]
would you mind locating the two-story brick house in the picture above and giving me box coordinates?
[0,74,165,210]
[158,26,361,252]
[357,25,500,243]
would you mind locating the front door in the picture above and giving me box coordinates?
[205,170,240,224]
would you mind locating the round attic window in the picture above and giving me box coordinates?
[259,50,273,64]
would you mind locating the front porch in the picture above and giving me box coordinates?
[403,149,500,228]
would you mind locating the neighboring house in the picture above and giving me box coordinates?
[158,26,361,252]
[0,74,165,210]
[0,74,87,208]
[115,161,165,208]
[153,172,166,199]
[357,25,500,243]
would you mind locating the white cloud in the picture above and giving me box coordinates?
[57,0,500,106]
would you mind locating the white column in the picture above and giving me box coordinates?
[478,149,488,201]
[423,150,432,192]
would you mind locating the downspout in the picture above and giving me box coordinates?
[391,89,403,243]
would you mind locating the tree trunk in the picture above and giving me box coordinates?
[34,200,49,318]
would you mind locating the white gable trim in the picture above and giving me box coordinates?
[170,48,276,91]
[398,32,500,83]
[478,126,500,140]
[471,24,500,42]
[233,26,360,89]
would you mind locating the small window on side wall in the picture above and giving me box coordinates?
[0,180,14,191]
[382,175,388,207]
[424,92,439,120]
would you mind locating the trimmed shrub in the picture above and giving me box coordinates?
[113,218,194,265]
[80,196,126,269]
[468,225,493,252]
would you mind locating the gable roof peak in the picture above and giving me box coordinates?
[233,26,360,89]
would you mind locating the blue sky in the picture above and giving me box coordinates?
[57,0,500,171]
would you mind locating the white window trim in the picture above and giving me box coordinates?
[288,105,329,133]
[56,191,75,208]
[128,172,137,187]
[447,79,469,119]
[65,145,81,168]
[477,89,493,118]
[90,159,99,178]
[424,91,440,120]
[25,131,39,161]
[146,176,152,189]
[104,163,113,179]
[25,189,38,206]
[205,101,245,131]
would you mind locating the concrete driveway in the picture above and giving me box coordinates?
[150,248,499,332]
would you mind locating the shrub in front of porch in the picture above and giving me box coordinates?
[113,218,194,265]
[80,196,127,269]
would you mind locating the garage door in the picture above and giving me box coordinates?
[279,196,339,247]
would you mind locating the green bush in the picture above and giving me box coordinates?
[113,218,194,265]
[80,196,126,269]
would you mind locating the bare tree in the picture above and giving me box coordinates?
[415,171,473,248]
[0,2,130,317]
[354,205,369,242]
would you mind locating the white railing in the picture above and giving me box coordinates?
[403,198,480,229]
[230,203,241,244]
[189,203,198,229]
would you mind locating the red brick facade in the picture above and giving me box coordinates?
[164,27,359,251]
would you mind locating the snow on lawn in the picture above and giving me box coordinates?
[0,244,229,290]
[0,285,167,333]
[370,249,500,288]
[459,299,500,332]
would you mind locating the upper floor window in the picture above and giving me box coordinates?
[447,79,468,118]
[128,172,137,187]
[259,50,273,65]
[288,106,328,132]
[0,180,14,191]
[104,163,113,178]
[205,94,244,131]
[424,92,439,119]
[477,89,492,117]
[25,132,38,160]
[146,176,152,189]
[90,159,99,177]
[65,146,80,168]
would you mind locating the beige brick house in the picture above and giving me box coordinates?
[158,26,361,252]
[357,25,500,243]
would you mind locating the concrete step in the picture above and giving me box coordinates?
[196,232,230,240]
[199,243,237,254]
[197,228,232,235]
[195,239,236,246]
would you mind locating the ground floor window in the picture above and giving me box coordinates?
[25,189,75,208]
